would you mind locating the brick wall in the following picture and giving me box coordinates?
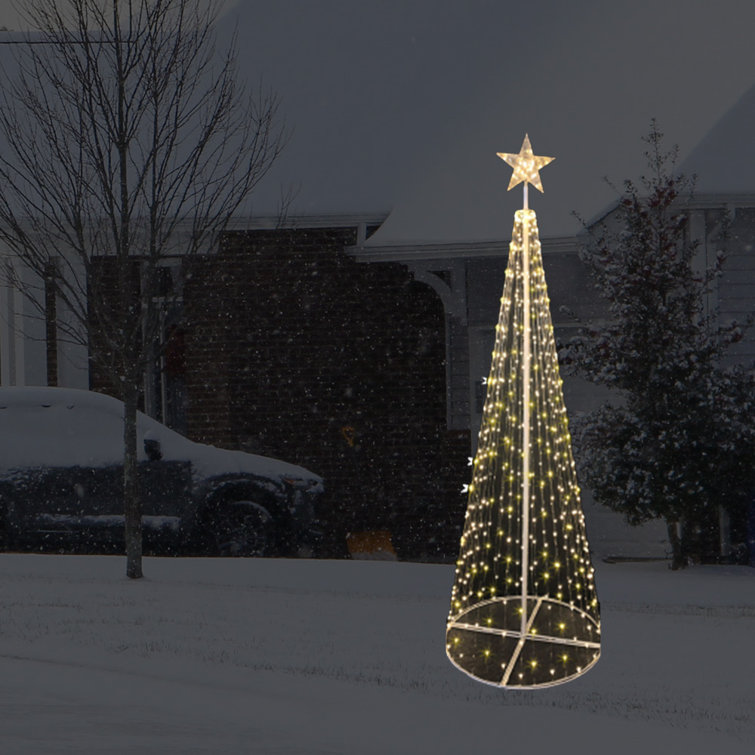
[182,226,469,560]
[88,256,144,403]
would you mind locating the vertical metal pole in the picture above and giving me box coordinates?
[520,185,531,638]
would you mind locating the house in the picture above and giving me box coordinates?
[87,187,755,562]
[3,4,755,561]
[3,195,754,561]
[4,178,755,563]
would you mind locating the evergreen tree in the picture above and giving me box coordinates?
[567,123,755,569]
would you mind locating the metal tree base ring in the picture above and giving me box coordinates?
[446,596,601,688]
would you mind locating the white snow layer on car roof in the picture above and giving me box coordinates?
[0,387,321,485]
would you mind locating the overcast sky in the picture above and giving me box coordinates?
[0,0,240,29]
[220,1,755,243]
[1,2,754,243]
[0,0,24,29]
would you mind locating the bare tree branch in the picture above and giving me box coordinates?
[0,0,285,578]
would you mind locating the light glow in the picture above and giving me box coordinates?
[446,138,600,689]
[496,134,554,193]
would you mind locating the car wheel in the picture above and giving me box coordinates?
[214,501,276,557]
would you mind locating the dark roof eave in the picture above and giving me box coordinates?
[347,235,579,262]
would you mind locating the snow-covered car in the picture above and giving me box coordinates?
[0,387,323,556]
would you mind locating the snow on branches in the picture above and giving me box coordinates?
[566,122,755,568]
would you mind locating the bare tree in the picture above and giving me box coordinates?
[0,0,284,578]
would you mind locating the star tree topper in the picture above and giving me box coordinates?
[497,134,554,193]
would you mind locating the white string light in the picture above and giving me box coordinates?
[446,136,600,688]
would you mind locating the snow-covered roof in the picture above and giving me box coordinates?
[220,0,755,244]
[681,81,755,195]
[2,3,755,247]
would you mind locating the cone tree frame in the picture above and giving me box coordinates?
[446,138,601,688]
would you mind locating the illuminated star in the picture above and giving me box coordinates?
[497,134,554,193]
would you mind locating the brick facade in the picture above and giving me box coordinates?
[181,226,470,560]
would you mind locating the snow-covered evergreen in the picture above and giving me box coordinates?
[566,124,755,568]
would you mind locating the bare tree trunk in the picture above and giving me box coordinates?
[718,506,732,562]
[123,380,142,579]
[666,518,685,570]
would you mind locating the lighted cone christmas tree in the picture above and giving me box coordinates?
[446,135,600,688]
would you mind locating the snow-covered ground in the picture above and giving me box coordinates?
[1,554,753,754]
